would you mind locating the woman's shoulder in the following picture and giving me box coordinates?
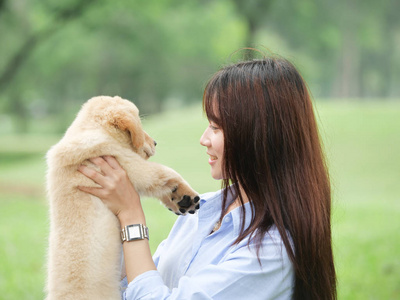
[199,189,224,203]
[231,225,293,265]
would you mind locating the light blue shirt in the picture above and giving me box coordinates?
[121,189,294,299]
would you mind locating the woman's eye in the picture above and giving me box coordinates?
[209,124,219,131]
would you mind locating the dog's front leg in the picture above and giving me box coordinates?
[122,159,200,215]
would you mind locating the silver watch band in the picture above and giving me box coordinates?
[121,224,149,243]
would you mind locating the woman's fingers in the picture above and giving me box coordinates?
[89,156,115,174]
[77,185,105,199]
[78,164,105,185]
[77,156,140,217]
[78,156,128,192]
[103,156,122,170]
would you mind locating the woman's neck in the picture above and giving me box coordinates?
[224,185,249,216]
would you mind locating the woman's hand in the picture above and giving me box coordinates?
[79,156,155,282]
[78,156,145,225]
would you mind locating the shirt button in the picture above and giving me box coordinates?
[224,216,231,223]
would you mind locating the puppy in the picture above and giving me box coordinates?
[45,96,199,300]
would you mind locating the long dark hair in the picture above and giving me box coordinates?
[203,56,336,299]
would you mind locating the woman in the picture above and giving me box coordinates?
[79,56,337,299]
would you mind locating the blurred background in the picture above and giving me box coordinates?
[0,0,399,299]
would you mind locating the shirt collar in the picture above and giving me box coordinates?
[198,189,253,236]
[229,201,253,236]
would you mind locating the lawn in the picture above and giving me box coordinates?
[0,101,399,299]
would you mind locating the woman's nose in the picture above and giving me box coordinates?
[200,128,210,147]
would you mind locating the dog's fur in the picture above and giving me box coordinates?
[45,96,199,299]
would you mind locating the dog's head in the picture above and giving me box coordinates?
[82,96,156,159]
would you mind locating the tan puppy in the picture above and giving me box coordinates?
[45,96,199,300]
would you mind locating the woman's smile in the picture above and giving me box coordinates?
[200,121,225,180]
[207,153,218,163]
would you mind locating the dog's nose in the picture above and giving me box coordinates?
[154,140,157,146]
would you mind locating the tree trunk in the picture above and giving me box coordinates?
[10,95,29,133]
[0,0,98,91]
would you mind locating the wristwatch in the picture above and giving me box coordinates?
[121,224,149,243]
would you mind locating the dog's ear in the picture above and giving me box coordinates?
[110,111,144,150]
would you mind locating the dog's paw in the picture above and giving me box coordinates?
[174,194,200,215]
[163,183,200,215]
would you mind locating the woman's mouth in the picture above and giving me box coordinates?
[209,155,217,161]
[207,153,218,165]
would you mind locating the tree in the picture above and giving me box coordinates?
[0,0,244,132]
[0,0,99,90]
[0,0,100,131]
[230,0,274,58]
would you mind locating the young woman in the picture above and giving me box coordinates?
[79,56,337,299]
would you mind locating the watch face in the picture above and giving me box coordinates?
[128,225,142,239]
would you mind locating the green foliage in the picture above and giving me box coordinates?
[264,0,400,98]
[0,102,399,299]
[1,0,400,133]
[0,0,244,133]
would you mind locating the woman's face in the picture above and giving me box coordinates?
[200,120,225,180]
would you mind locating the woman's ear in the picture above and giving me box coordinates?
[109,110,144,150]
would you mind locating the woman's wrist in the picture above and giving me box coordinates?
[117,208,146,228]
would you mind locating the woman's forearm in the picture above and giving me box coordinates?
[119,210,157,283]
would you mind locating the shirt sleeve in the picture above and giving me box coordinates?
[123,237,293,300]
[152,239,167,268]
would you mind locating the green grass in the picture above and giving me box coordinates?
[0,195,48,300]
[315,102,400,299]
[0,101,399,299]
